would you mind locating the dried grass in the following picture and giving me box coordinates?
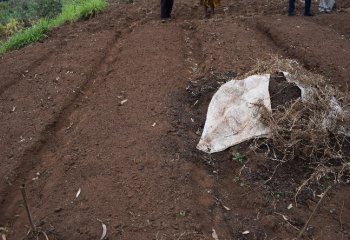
[248,56,350,201]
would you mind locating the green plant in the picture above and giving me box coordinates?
[0,0,107,54]
[272,191,283,199]
[0,2,12,25]
[232,152,245,164]
[0,0,62,23]
[0,19,49,53]
[233,175,249,188]
[179,210,187,217]
[4,18,23,35]
[33,0,63,19]
[50,0,107,27]
[78,0,107,19]
[0,24,5,36]
[327,208,336,214]
[0,2,7,11]
[195,127,203,136]
[233,176,240,182]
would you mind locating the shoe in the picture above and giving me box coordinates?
[304,13,314,16]
[161,19,167,23]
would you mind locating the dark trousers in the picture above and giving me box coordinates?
[288,0,311,15]
[161,0,174,19]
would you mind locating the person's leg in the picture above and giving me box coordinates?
[327,0,335,12]
[201,0,209,18]
[304,0,312,15]
[210,0,215,14]
[160,0,167,19]
[319,0,325,12]
[167,0,174,18]
[288,0,295,16]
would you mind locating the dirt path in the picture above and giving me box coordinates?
[1,0,350,239]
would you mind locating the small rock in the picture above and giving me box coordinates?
[138,165,144,171]
[54,207,63,213]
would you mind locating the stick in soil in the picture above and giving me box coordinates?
[20,184,37,232]
[296,186,332,239]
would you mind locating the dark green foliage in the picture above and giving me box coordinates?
[30,0,63,19]
[0,19,49,53]
[0,0,107,54]
[0,0,62,25]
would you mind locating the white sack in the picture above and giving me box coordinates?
[319,0,335,12]
[197,74,271,153]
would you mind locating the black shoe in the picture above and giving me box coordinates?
[304,13,314,16]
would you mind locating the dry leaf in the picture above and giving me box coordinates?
[317,193,324,198]
[212,228,219,240]
[152,122,156,127]
[120,99,128,105]
[42,231,49,240]
[223,205,231,211]
[100,223,107,240]
[287,203,293,209]
[242,230,250,235]
[75,188,81,199]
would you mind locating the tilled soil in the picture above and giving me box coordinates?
[1,0,350,239]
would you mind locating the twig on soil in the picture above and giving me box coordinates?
[296,185,332,240]
[238,159,251,176]
[21,184,50,240]
[42,231,49,240]
[339,200,345,232]
[20,184,37,232]
[65,122,74,132]
[175,231,198,240]
[274,212,300,231]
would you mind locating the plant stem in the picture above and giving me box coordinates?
[296,185,331,239]
[20,184,36,232]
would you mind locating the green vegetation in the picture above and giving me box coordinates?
[0,0,62,25]
[179,210,187,217]
[51,0,107,27]
[231,152,245,164]
[0,0,107,54]
[233,175,250,188]
[327,208,336,214]
[0,19,49,53]
[0,18,23,37]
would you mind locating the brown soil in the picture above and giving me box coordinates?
[1,0,350,239]
[268,72,301,110]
